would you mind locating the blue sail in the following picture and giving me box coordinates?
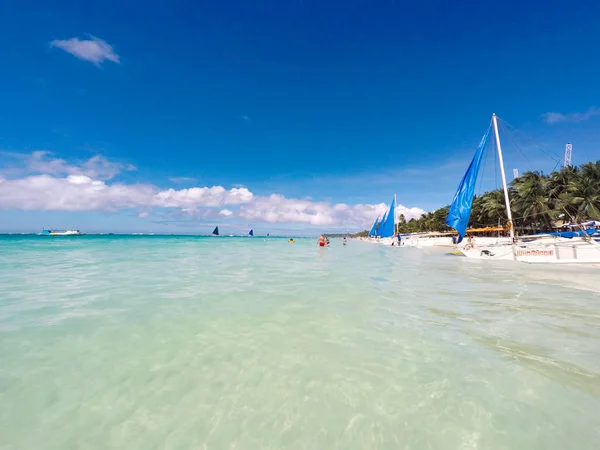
[249,229,254,236]
[368,216,379,237]
[378,208,389,237]
[379,197,396,238]
[381,208,389,226]
[445,126,491,243]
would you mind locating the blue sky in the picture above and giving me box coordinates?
[1,0,600,233]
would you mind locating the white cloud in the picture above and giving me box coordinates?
[0,176,253,212]
[0,151,425,229]
[1,151,134,181]
[50,36,120,66]
[541,107,600,124]
[238,194,424,228]
[154,186,253,208]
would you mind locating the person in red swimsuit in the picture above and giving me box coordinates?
[318,235,326,247]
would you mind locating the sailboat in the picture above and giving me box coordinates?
[212,226,219,236]
[447,114,600,263]
[368,215,379,238]
[249,229,254,237]
[375,196,397,245]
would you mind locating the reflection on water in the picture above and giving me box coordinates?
[0,235,599,449]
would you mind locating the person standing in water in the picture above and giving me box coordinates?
[343,237,347,246]
[318,235,326,247]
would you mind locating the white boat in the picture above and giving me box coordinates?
[393,232,513,248]
[397,232,454,248]
[446,114,600,264]
[39,229,81,236]
[460,235,600,263]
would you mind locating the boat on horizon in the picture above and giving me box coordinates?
[39,229,81,236]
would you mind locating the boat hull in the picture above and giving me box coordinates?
[39,230,81,236]
[459,240,600,264]
[399,236,509,248]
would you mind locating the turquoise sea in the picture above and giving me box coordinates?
[0,235,599,449]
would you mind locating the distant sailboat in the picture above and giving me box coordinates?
[379,208,389,238]
[364,195,396,243]
[368,216,379,238]
[212,226,219,236]
[378,196,396,238]
[249,229,254,237]
[267,233,270,237]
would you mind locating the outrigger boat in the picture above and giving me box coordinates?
[446,114,600,264]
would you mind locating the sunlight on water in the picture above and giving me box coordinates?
[1,236,599,449]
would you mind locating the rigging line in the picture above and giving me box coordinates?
[550,158,562,174]
[499,116,562,160]
[499,119,534,170]
[500,129,561,172]
[498,117,562,165]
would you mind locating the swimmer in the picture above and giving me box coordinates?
[289,238,295,243]
[318,235,326,247]
[343,237,347,246]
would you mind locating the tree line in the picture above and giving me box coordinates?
[358,161,600,236]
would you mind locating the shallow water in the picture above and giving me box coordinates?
[0,235,599,449]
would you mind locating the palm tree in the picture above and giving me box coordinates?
[419,212,434,232]
[396,214,407,233]
[545,166,580,221]
[469,195,486,227]
[480,189,507,226]
[511,171,553,230]
[396,160,599,234]
[579,161,600,182]
[548,166,579,199]
[561,171,600,222]
[432,206,450,231]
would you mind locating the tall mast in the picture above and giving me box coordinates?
[492,114,514,239]
[394,194,397,234]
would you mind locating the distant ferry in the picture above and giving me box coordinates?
[39,229,81,236]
